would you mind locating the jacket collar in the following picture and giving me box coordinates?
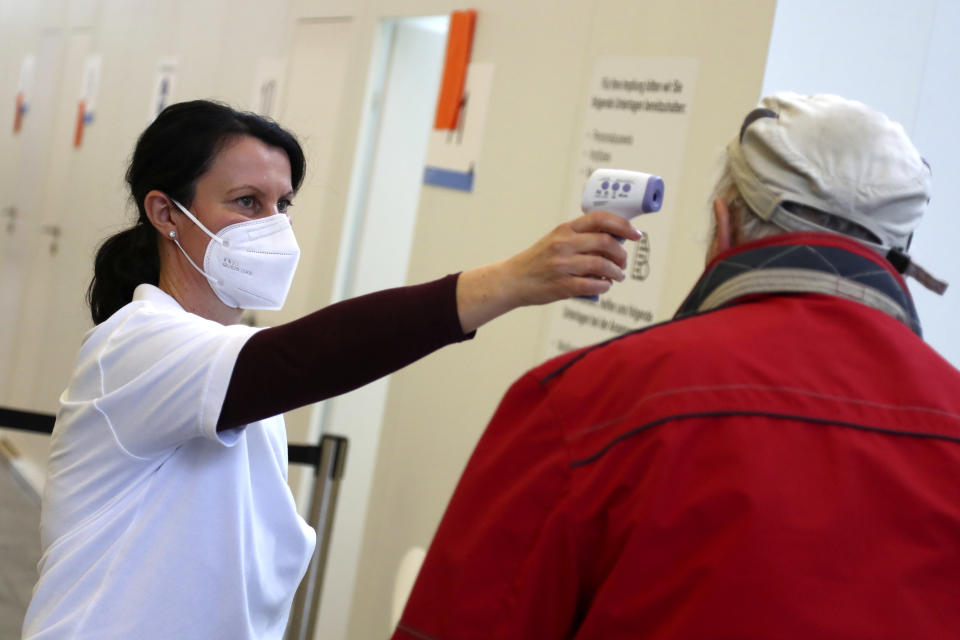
[675,232,922,336]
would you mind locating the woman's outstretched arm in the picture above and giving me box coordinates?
[217,211,640,430]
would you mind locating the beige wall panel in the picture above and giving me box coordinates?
[0,25,65,401]
[36,0,70,29]
[201,0,297,104]
[0,11,69,483]
[7,28,94,410]
[350,1,775,638]
[67,0,98,27]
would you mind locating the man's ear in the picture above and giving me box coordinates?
[707,197,733,262]
[144,190,177,238]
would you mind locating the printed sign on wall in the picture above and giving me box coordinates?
[13,55,36,134]
[541,57,699,358]
[73,54,102,148]
[149,58,179,122]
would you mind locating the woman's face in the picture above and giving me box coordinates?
[150,133,296,321]
[164,134,296,320]
[179,134,294,241]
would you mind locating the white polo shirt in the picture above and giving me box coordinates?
[22,284,316,640]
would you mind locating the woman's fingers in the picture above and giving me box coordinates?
[514,213,643,301]
[570,210,642,240]
[573,253,626,282]
[560,230,630,270]
[570,274,615,297]
[455,211,644,332]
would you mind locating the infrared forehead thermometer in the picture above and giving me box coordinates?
[578,169,664,301]
[581,169,664,218]
[578,169,663,302]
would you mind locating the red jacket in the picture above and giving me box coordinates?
[395,234,960,640]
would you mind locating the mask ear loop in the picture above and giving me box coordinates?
[170,198,229,247]
[168,198,223,285]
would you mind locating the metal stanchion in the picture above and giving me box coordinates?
[285,434,349,640]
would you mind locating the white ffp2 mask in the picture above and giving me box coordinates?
[170,199,301,310]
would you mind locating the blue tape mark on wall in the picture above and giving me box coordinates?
[424,166,474,192]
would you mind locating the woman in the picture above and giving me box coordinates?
[22,101,638,639]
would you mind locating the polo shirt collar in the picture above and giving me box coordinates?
[132,283,186,312]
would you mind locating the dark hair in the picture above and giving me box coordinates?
[86,100,306,324]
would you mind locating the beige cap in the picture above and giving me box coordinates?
[727,93,932,253]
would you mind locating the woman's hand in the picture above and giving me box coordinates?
[456,211,643,333]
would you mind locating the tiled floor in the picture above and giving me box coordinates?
[0,457,41,639]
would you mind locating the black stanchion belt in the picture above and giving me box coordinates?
[0,407,56,434]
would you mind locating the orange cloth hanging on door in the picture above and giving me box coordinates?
[13,92,24,133]
[433,10,476,130]
[73,100,86,148]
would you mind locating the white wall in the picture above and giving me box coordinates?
[907,1,960,367]
[762,0,960,366]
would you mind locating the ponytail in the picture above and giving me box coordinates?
[87,222,160,324]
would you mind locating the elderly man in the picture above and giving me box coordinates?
[393,94,960,640]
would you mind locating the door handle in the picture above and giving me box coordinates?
[40,223,61,255]
[2,206,16,235]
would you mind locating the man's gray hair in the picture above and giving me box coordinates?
[709,158,782,243]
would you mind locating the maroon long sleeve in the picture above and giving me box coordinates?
[217,273,474,431]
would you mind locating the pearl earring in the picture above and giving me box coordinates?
[168,230,177,239]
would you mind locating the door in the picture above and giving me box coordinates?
[300,16,449,640]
